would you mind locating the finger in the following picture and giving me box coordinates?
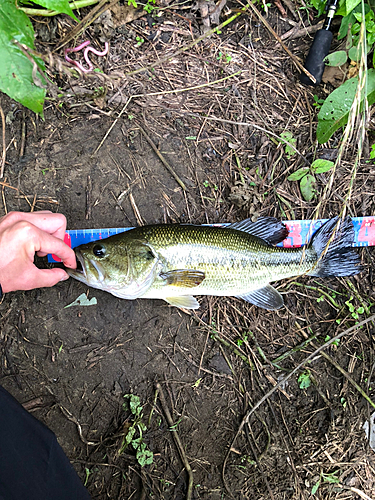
[29,212,67,240]
[0,210,52,226]
[35,230,77,269]
[37,233,70,258]
[1,211,67,239]
[25,268,70,290]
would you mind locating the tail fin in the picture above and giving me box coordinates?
[307,217,363,277]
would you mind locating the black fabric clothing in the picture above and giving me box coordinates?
[0,385,91,500]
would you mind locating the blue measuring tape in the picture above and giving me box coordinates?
[48,216,375,263]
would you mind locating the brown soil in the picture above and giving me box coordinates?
[1,2,375,499]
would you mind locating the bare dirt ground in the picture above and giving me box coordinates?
[1,1,375,499]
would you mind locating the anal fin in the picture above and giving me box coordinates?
[236,284,284,310]
[164,296,200,310]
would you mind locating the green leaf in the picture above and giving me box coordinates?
[324,50,348,67]
[345,298,355,312]
[280,131,296,158]
[287,167,309,181]
[129,395,141,415]
[0,0,46,115]
[20,0,78,19]
[138,421,147,432]
[316,69,375,144]
[298,370,311,389]
[336,0,361,16]
[300,174,316,201]
[368,31,375,46]
[352,22,361,35]
[311,478,321,495]
[323,473,340,484]
[311,0,326,16]
[348,45,362,61]
[338,10,356,40]
[136,447,153,467]
[311,159,334,174]
[125,426,136,445]
[132,437,142,450]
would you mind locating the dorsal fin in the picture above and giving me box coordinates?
[228,217,289,245]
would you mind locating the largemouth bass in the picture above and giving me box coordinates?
[68,217,362,310]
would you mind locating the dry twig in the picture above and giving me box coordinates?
[137,124,186,191]
[245,0,316,83]
[86,175,92,220]
[58,404,99,446]
[155,382,193,500]
[319,348,375,410]
[92,97,131,156]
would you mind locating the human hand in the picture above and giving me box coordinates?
[0,211,76,293]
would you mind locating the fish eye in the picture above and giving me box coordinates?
[93,244,106,258]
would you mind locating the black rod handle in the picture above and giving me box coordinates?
[300,29,333,86]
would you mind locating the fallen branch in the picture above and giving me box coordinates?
[280,20,324,41]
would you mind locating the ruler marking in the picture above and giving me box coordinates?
[48,217,373,262]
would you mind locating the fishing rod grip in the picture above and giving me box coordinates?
[300,29,333,86]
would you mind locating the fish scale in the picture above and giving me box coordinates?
[138,225,316,298]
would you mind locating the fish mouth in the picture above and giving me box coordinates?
[68,250,106,285]
[67,250,87,282]
[75,254,84,274]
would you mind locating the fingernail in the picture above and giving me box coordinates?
[60,275,69,282]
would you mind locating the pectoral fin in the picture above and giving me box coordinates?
[160,269,205,288]
[164,296,200,310]
[236,285,284,310]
